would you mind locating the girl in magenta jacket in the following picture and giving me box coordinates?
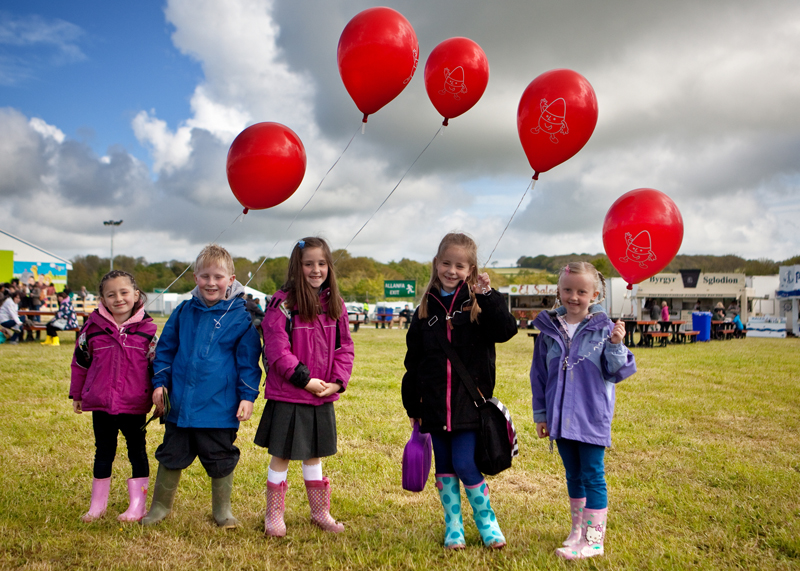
[255,237,354,537]
[69,271,158,523]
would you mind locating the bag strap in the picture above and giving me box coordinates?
[433,326,485,407]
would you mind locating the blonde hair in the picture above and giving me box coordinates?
[194,244,235,275]
[554,261,606,307]
[419,232,481,322]
[282,237,342,322]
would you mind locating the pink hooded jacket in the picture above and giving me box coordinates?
[69,304,158,415]
[261,288,354,405]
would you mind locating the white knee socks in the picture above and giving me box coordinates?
[302,462,323,481]
[268,468,288,485]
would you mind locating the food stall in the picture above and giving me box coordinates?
[634,271,748,325]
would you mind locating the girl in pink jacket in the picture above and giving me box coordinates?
[69,271,158,523]
[255,237,354,537]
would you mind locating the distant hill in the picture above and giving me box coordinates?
[516,253,800,277]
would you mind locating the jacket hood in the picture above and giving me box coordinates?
[190,279,246,306]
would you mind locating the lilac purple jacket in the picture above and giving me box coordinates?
[261,288,354,405]
[70,304,158,415]
[530,305,636,447]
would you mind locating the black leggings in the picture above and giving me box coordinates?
[92,411,149,479]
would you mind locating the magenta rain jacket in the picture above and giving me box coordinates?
[261,288,354,405]
[70,304,158,415]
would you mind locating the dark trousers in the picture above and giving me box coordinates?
[556,438,607,509]
[46,322,64,337]
[1,318,25,342]
[155,422,240,479]
[430,430,483,486]
[92,411,149,479]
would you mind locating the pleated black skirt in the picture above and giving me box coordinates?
[254,400,337,460]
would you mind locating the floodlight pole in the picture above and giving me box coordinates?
[103,220,123,270]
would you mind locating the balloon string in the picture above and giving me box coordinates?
[144,211,246,310]
[336,125,443,262]
[482,178,536,270]
[213,123,363,327]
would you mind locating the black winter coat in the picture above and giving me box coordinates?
[401,283,517,434]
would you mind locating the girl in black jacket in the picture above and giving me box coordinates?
[402,233,517,550]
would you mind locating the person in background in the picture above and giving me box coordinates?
[399,304,412,329]
[713,302,726,321]
[660,300,670,332]
[41,290,78,346]
[245,293,265,330]
[0,290,27,344]
[648,298,660,321]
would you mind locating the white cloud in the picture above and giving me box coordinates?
[2,0,800,268]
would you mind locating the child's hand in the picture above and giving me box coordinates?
[153,387,165,416]
[409,417,421,428]
[536,422,549,438]
[315,382,340,398]
[610,320,626,344]
[237,400,254,421]
[304,378,327,395]
[73,400,82,414]
[472,272,491,294]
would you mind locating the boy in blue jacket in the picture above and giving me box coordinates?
[142,244,262,528]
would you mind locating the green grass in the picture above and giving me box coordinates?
[1,327,799,570]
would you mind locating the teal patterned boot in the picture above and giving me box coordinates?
[435,474,465,549]
[464,480,506,549]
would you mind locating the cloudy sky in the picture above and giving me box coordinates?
[1,0,799,269]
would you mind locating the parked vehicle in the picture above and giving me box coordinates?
[346,302,368,331]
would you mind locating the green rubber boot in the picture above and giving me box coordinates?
[211,472,239,529]
[140,464,181,526]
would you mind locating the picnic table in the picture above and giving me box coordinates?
[659,320,686,343]
[19,309,90,332]
[635,320,657,347]
[712,320,736,340]
[621,319,638,347]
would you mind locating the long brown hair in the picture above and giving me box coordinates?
[418,232,481,322]
[282,237,342,322]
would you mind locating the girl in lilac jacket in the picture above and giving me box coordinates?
[70,270,158,524]
[530,262,636,560]
[255,237,354,537]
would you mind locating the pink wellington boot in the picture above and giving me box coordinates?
[81,477,111,522]
[563,497,586,546]
[557,507,607,560]
[304,477,344,533]
[118,477,149,522]
[264,481,288,537]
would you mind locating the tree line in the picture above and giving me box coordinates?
[68,251,797,303]
[516,253,800,277]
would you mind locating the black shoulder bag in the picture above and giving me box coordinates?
[434,328,517,476]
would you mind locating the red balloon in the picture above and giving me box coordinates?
[226,122,306,213]
[602,188,684,287]
[337,7,419,122]
[424,37,489,125]
[517,69,598,178]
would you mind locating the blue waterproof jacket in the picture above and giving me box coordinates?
[530,305,636,447]
[152,281,261,428]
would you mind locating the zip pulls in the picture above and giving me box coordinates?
[428,283,466,331]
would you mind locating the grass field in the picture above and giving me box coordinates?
[1,326,799,570]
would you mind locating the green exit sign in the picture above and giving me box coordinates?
[384,280,415,298]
